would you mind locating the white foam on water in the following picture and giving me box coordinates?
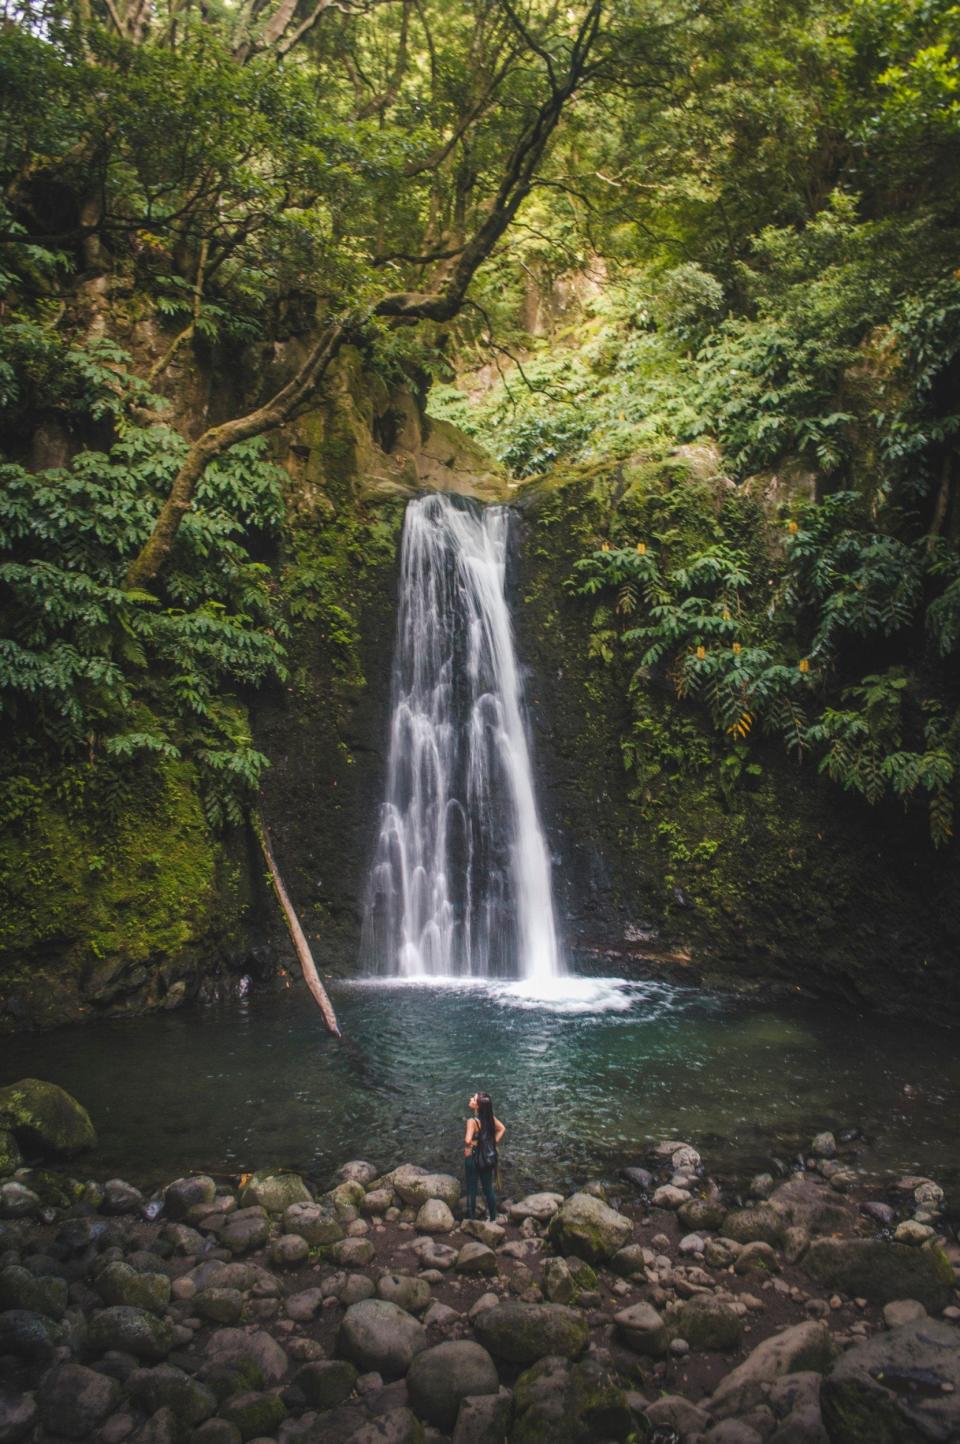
[343,972,679,1016]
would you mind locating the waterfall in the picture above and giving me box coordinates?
[362,491,562,981]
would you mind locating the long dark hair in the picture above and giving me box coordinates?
[475,1091,495,1140]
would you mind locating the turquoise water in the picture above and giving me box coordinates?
[3,971,958,1196]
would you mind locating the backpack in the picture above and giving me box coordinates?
[475,1129,497,1170]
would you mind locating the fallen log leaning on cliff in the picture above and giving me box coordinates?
[252,811,342,1039]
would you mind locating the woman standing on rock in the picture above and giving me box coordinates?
[464,1090,505,1221]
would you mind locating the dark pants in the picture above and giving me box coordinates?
[464,1153,497,1220]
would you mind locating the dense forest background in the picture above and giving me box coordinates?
[2,0,959,1030]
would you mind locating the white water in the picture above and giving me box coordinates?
[362,492,562,982]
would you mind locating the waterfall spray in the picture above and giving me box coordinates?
[362,492,562,981]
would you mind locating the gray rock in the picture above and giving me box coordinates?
[735,1241,781,1276]
[0,1183,41,1219]
[361,1188,396,1216]
[542,1256,578,1304]
[645,1394,710,1435]
[283,1201,344,1246]
[705,1421,763,1444]
[377,1273,432,1316]
[822,1317,960,1443]
[620,1167,654,1192]
[811,1131,837,1158]
[339,1160,379,1187]
[332,1236,375,1268]
[102,1178,144,1214]
[704,1237,743,1269]
[0,1263,67,1318]
[610,1243,650,1279]
[270,1233,310,1267]
[205,1327,289,1383]
[860,1200,897,1228]
[455,1241,497,1276]
[163,1175,217,1221]
[239,1171,312,1213]
[472,1301,588,1365]
[460,1219,504,1248]
[883,1298,928,1328]
[285,1287,323,1322]
[347,1406,425,1443]
[341,1272,376,1305]
[388,1166,460,1210]
[126,1363,217,1423]
[710,1322,835,1418]
[415,1199,455,1234]
[803,1237,953,1311]
[678,1196,728,1232]
[0,1308,62,1361]
[38,1363,119,1438]
[674,1296,743,1352]
[768,1405,829,1443]
[218,1388,287,1437]
[452,1388,512,1444]
[546,1192,632,1263]
[0,1390,38,1444]
[614,1301,669,1357]
[406,1341,498,1430]
[86,1306,175,1361]
[410,1238,457,1270]
[338,1299,428,1380]
[220,1214,270,1255]
[507,1192,564,1222]
[96,1260,171,1314]
[195,1286,245,1324]
[768,1176,851,1237]
[722,1204,786,1247]
[295,1359,358,1407]
[192,1422,243,1444]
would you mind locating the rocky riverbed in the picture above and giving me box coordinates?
[1,1081,959,1443]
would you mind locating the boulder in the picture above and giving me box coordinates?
[511,1355,632,1444]
[126,1364,217,1424]
[295,1358,358,1408]
[338,1299,428,1380]
[452,1388,513,1444]
[283,1201,344,1246]
[883,1299,927,1329]
[546,1192,632,1263]
[0,1130,22,1177]
[205,1328,289,1384]
[456,1241,498,1276]
[239,1171,312,1213]
[0,1079,96,1157]
[270,1234,310,1267]
[38,1364,120,1439]
[0,1309,62,1362]
[646,1394,711,1437]
[674,1296,744,1352]
[767,1177,850,1236]
[461,1219,505,1248]
[195,1287,245,1324]
[613,1301,669,1357]
[96,1260,171,1314]
[0,1390,37,1443]
[378,1273,432,1316]
[821,1318,960,1444]
[472,1302,588,1364]
[415,1199,455,1233]
[0,1182,40,1218]
[361,1188,396,1216]
[735,1242,781,1276]
[722,1205,787,1247]
[348,1406,425,1443]
[86,1306,175,1361]
[803,1238,953,1311]
[388,1165,460,1209]
[339,1160,379,1186]
[610,1244,651,1279]
[332,1236,375,1268]
[219,1389,287,1438]
[508,1192,564,1223]
[710,1323,836,1418]
[220,1214,270,1255]
[407,1341,499,1430]
[542,1257,578,1304]
[101,1177,145,1214]
[164,1175,217,1221]
[0,1264,67,1319]
[678,1197,727,1232]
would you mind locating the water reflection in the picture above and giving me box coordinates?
[2,971,958,1195]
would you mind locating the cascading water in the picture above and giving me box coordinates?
[362,491,562,982]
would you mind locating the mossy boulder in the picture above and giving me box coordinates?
[95,1260,171,1315]
[164,1175,218,1220]
[283,1201,344,1246]
[678,1197,727,1232]
[0,1079,95,1157]
[472,1302,589,1365]
[721,1205,786,1247]
[821,1318,960,1444]
[673,1296,744,1352]
[803,1238,954,1311]
[406,1341,499,1430]
[0,1130,21,1176]
[337,1299,428,1380]
[218,1390,287,1440]
[85,1305,175,1361]
[239,1171,312,1213]
[512,1355,634,1444]
[546,1192,633,1263]
[127,1364,218,1425]
[294,1359,358,1409]
[0,1264,68,1319]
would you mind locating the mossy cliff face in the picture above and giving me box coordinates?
[513,458,960,1023]
[0,751,254,1032]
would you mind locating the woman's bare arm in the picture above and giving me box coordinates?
[493,1116,506,1144]
[464,1119,478,1157]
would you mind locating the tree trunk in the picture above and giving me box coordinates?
[252,812,342,1039]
